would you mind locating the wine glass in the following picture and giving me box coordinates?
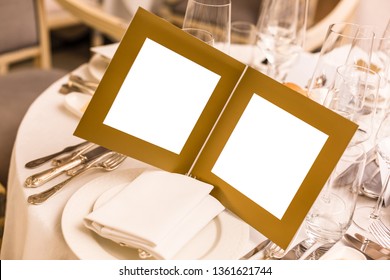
[323,64,381,145]
[253,0,308,82]
[299,144,367,259]
[182,0,231,53]
[230,21,256,64]
[370,20,390,129]
[354,112,390,231]
[262,145,366,260]
[361,21,390,199]
[307,23,375,105]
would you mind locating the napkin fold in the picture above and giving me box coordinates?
[84,170,224,259]
[362,148,390,207]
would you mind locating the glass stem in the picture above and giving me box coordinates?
[266,63,285,82]
[370,168,390,220]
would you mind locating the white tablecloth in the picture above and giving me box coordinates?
[0,65,154,259]
[1,48,387,260]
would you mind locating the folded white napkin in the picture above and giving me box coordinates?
[362,148,390,207]
[84,170,224,259]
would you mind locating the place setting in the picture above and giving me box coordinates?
[21,142,260,260]
[28,7,390,260]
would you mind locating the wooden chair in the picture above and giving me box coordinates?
[157,0,361,52]
[55,0,129,42]
[45,0,82,31]
[55,0,360,52]
[0,0,52,74]
[305,0,361,51]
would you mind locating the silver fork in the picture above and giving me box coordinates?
[369,219,390,248]
[262,242,287,259]
[27,153,127,205]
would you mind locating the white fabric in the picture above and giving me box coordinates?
[1,46,385,260]
[0,65,152,260]
[85,171,224,259]
[0,62,262,260]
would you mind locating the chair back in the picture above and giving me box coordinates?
[305,0,360,52]
[0,0,51,74]
[56,0,128,42]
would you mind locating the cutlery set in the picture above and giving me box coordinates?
[59,74,98,95]
[243,233,390,260]
[344,233,390,260]
[368,220,390,248]
[24,142,127,204]
[258,240,333,260]
[23,144,390,259]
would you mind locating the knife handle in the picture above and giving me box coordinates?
[24,157,83,188]
[27,176,75,204]
[24,141,89,168]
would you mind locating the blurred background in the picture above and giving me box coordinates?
[8,0,390,73]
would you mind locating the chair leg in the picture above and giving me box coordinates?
[0,64,9,75]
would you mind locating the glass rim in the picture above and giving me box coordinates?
[329,22,375,40]
[336,63,381,78]
[190,0,231,7]
[358,24,390,40]
[231,21,256,32]
[342,144,366,161]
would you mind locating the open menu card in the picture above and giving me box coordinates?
[74,8,358,250]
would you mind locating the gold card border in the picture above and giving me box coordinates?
[191,67,358,249]
[74,8,245,174]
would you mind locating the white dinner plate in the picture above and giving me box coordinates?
[63,92,92,118]
[88,54,110,81]
[62,169,250,260]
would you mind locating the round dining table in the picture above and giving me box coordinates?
[1,46,387,260]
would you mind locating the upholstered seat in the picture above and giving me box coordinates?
[0,0,67,186]
[0,69,65,185]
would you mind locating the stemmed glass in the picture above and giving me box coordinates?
[357,21,390,198]
[254,0,308,82]
[262,145,366,260]
[230,21,256,64]
[182,0,231,54]
[307,23,375,105]
[370,20,390,128]
[323,64,381,145]
[354,112,390,231]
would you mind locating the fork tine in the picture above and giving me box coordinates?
[378,219,390,235]
[369,220,390,249]
[102,154,127,170]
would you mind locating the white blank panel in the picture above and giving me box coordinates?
[104,38,221,154]
[212,94,329,220]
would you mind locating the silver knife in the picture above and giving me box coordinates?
[344,234,390,260]
[24,141,90,168]
[24,146,109,188]
[51,142,95,166]
[354,233,390,255]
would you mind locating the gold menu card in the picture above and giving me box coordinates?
[74,8,358,249]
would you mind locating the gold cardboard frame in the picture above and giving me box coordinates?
[74,8,245,174]
[192,67,358,249]
[75,8,358,250]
